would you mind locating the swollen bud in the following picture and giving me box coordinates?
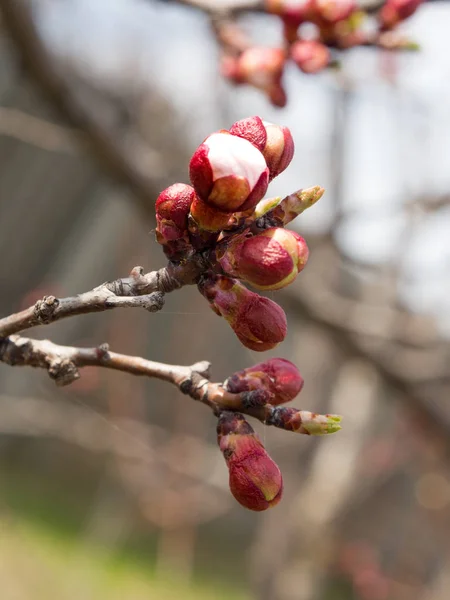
[253,186,325,225]
[189,131,269,213]
[217,411,283,511]
[290,40,331,74]
[225,358,304,405]
[155,183,195,259]
[218,227,309,291]
[265,0,313,27]
[269,407,342,435]
[199,275,287,351]
[189,196,231,233]
[311,0,356,24]
[222,47,288,108]
[379,0,423,29]
[229,117,295,180]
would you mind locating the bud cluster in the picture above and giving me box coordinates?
[152,127,343,511]
[216,359,340,509]
[216,0,423,105]
[155,116,319,351]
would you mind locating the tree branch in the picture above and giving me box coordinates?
[0,107,78,154]
[159,0,264,16]
[0,0,157,219]
[0,334,341,435]
[0,259,207,338]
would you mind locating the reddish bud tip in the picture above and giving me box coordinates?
[155,183,196,259]
[379,0,423,29]
[311,0,356,24]
[230,118,294,180]
[266,0,313,27]
[218,227,309,291]
[290,40,331,74]
[225,358,304,405]
[217,412,283,511]
[229,116,267,152]
[199,275,287,351]
[232,47,287,108]
[189,131,269,213]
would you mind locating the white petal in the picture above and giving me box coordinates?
[205,132,267,189]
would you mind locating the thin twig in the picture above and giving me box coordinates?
[0,334,341,435]
[0,259,207,338]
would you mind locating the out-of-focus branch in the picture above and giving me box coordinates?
[0,106,77,153]
[0,258,209,337]
[284,258,450,443]
[0,394,229,493]
[159,0,264,16]
[287,242,439,346]
[0,0,156,218]
[0,335,341,435]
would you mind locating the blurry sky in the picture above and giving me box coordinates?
[34,0,450,330]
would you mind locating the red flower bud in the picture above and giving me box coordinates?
[217,412,283,511]
[290,40,331,74]
[218,227,309,291]
[225,358,304,405]
[155,183,195,259]
[199,275,287,351]
[379,0,422,29]
[189,131,269,213]
[265,0,313,27]
[229,117,295,180]
[226,47,288,108]
[189,195,231,233]
[311,0,356,24]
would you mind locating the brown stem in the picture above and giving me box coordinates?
[0,258,208,337]
[0,335,340,435]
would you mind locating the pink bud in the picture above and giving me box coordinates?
[189,195,231,233]
[218,227,309,291]
[199,275,287,351]
[155,183,195,259]
[225,358,304,405]
[189,131,269,213]
[217,412,283,511]
[290,40,331,74]
[379,0,422,28]
[229,117,295,180]
[229,116,267,152]
[311,0,356,24]
[266,0,313,27]
[232,47,288,108]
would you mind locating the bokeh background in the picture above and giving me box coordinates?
[1,1,450,599]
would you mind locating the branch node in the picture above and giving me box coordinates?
[241,389,272,409]
[34,296,60,324]
[130,266,145,278]
[96,343,110,360]
[179,379,193,395]
[47,358,80,386]
[190,360,212,379]
[145,291,165,313]
[156,267,184,294]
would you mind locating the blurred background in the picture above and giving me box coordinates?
[0,1,450,599]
